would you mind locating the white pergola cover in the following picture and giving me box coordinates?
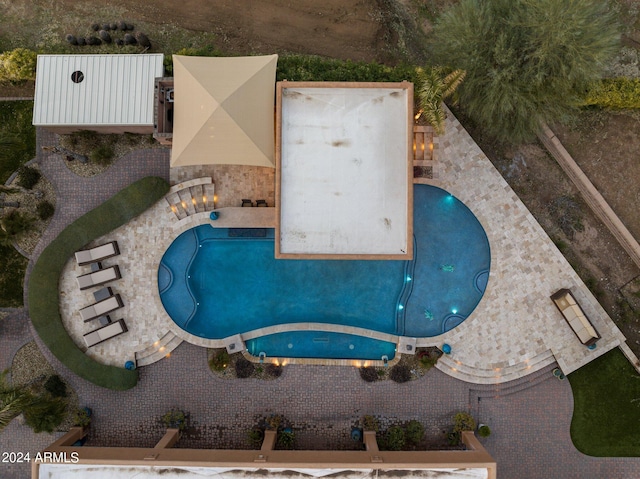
[170,54,278,168]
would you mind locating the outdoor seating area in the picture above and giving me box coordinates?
[75,241,120,265]
[241,199,268,207]
[551,288,601,347]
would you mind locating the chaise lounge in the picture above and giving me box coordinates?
[551,288,600,346]
[83,319,128,347]
[79,294,124,322]
[76,265,121,290]
[75,241,120,266]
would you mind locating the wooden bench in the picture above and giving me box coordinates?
[551,288,600,346]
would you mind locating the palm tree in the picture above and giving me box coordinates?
[415,66,466,135]
[0,134,24,162]
[0,371,33,432]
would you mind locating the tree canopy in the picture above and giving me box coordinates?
[431,0,620,142]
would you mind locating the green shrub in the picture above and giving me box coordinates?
[390,364,411,383]
[235,357,255,378]
[359,366,379,382]
[162,409,187,430]
[37,201,55,220]
[89,145,114,165]
[406,419,424,445]
[209,350,229,372]
[0,48,37,82]
[28,176,169,390]
[248,428,264,448]
[582,78,640,110]
[1,209,34,238]
[277,430,295,450]
[478,425,491,438]
[384,425,406,451]
[24,397,67,433]
[73,408,92,428]
[453,412,476,433]
[17,165,40,189]
[362,415,379,432]
[43,375,67,398]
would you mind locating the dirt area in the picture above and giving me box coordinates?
[0,0,426,64]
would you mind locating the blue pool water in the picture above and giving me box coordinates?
[158,185,490,355]
[246,331,397,360]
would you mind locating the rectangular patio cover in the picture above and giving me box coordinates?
[170,54,278,168]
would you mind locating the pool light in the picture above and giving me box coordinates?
[398,304,404,310]
[406,275,412,282]
[452,308,457,314]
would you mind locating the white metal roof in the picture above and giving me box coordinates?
[32,54,164,126]
[277,84,412,258]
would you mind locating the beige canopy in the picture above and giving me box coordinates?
[170,54,278,168]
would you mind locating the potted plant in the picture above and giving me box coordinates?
[478,424,491,438]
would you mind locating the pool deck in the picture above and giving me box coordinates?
[58,108,633,383]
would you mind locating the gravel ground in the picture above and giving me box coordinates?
[3,165,56,256]
[10,341,80,431]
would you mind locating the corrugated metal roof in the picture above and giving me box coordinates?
[33,54,164,126]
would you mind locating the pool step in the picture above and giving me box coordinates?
[135,331,183,367]
[436,349,556,384]
[165,179,216,220]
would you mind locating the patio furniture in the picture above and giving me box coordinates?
[256,199,268,207]
[75,241,120,266]
[76,265,121,290]
[83,319,128,347]
[241,199,253,207]
[551,288,600,346]
[79,294,124,322]
[90,261,103,273]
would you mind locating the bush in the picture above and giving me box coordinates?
[406,419,424,445]
[43,375,67,398]
[17,165,41,189]
[478,425,491,438]
[89,145,114,165]
[24,397,67,433]
[1,210,34,238]
[136,32,151,48]
[0,48,37,82]
[235,357,255,378]
[73,407,92,427]
[162,409,187,430]
[362,415,379,432]
[248,428,264,448]
[390,364,411,383]
[453,412,476,433]
[37,201,55,220]
[266,363,283,378]
[277,430,295,449]
[359,366,378,382]
[209,350,229,372]
[384,425,406,451]
[582,78,640,110]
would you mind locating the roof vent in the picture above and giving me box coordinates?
[71,71,84,84]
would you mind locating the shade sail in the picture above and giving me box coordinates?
[170,54,278,168]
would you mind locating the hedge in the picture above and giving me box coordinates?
[582,78,640,110]
[29,176,170,390]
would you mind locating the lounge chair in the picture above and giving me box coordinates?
[79,294,124,322]
[75,241,120,266]
[76,265,121,290]
[83,319,128,348]
[256,199,268,207]
[241,199,253,207]
[551,288,600,346]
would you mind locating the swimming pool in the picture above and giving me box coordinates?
[158,185,490,354]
